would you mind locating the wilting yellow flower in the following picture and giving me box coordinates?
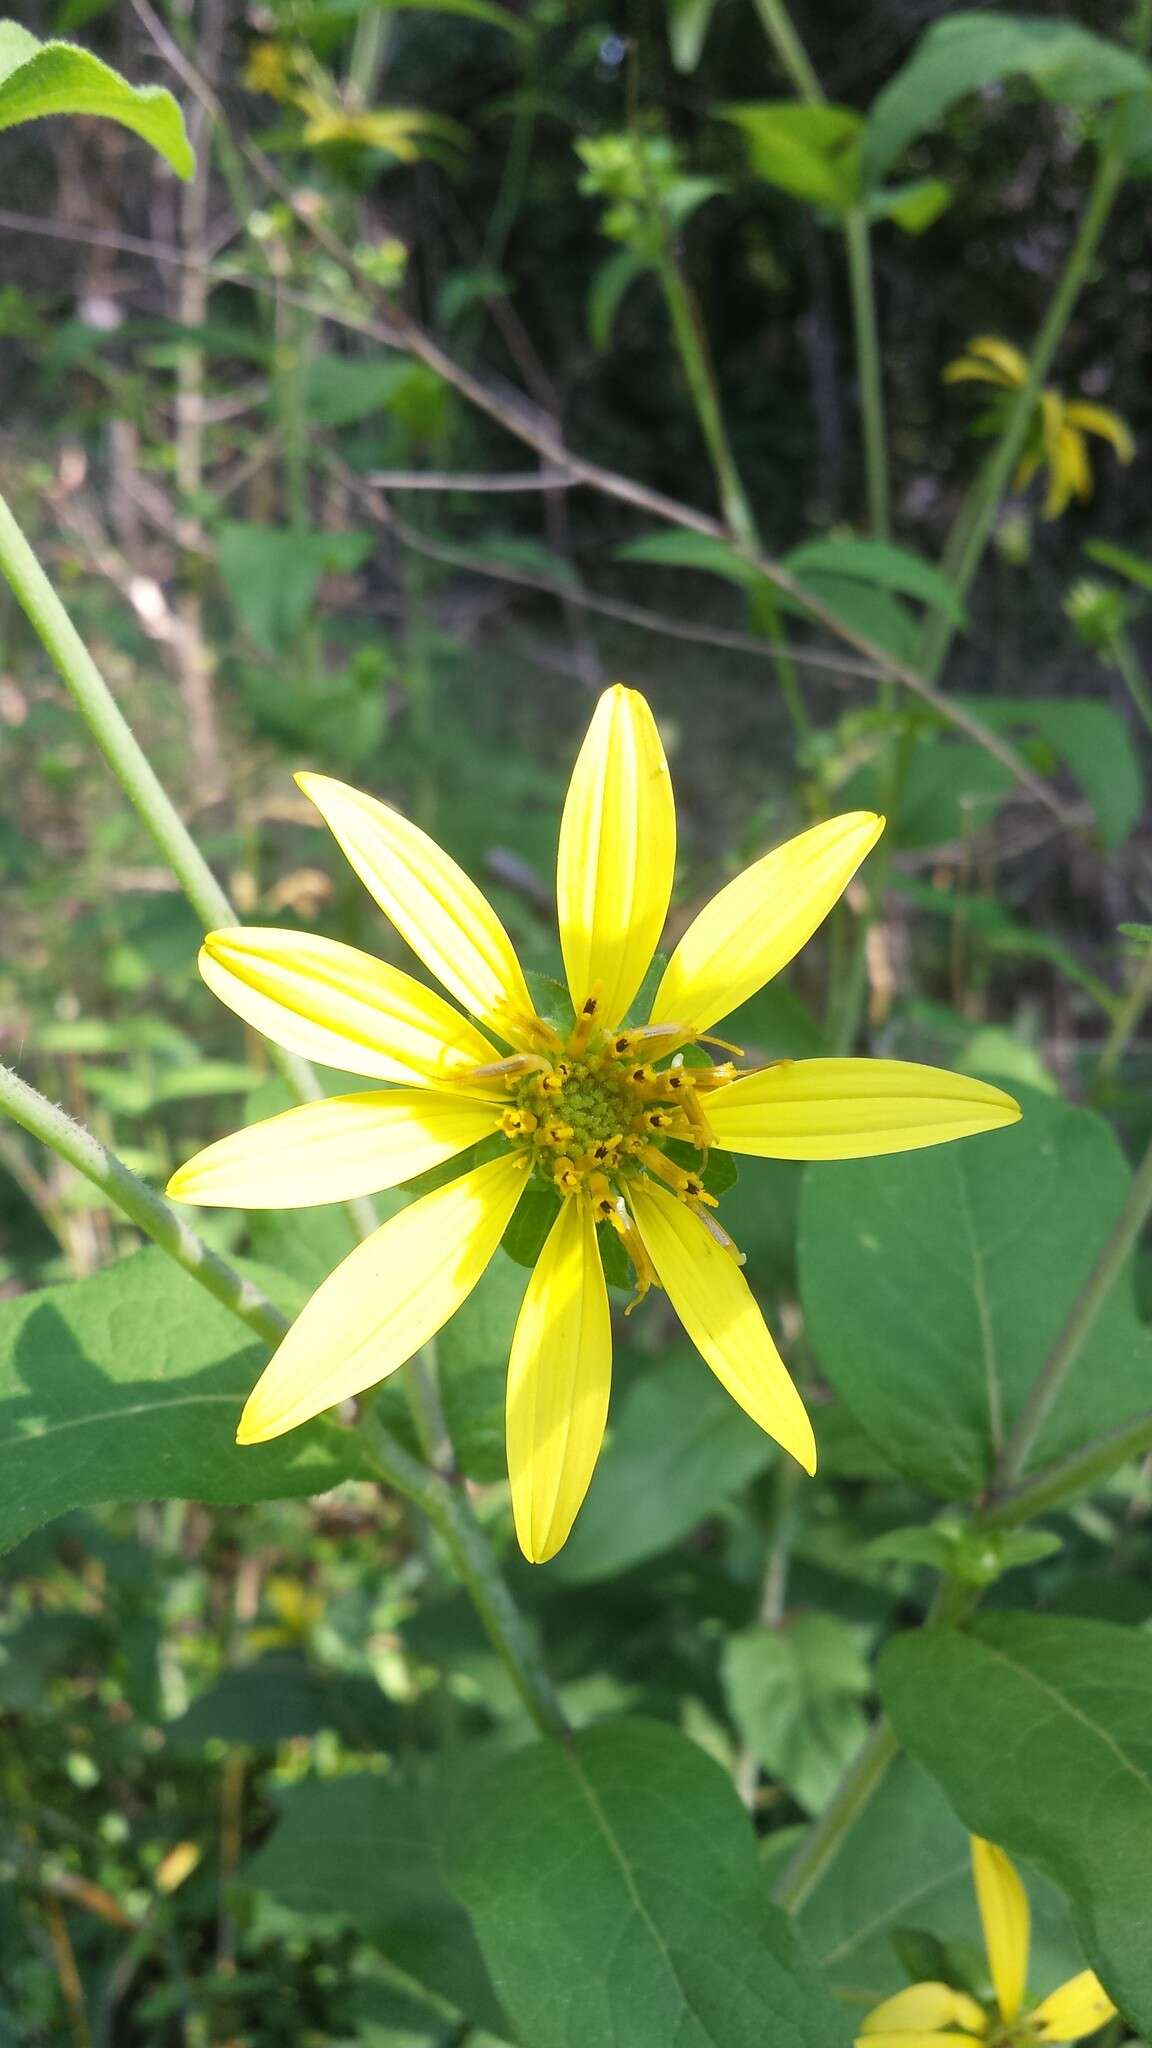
[857,1836,1116,2045]
[944,335,1134,520]
[169,687,1018,1562]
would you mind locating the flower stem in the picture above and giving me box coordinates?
[657,252,760,554]
[751,0,823,101]
[994,1129,1152,1488]
[771,1716,902,1914]
[1112,627,1152,741]
[843,206,890,539]
[359,1413,569,1740]
[1095,940,1152,1087]
[0,1060,289,1351]
[982,1407,1152,1531]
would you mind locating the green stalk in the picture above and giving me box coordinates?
[982,1407,1152,1532]
[1095,941,1152,1087]
[751,0,823,101]
[771,1716,901,1913]
[994,1129,1152,1488]
[843,207,890,538]
[1112,627,1152,741]
[657,253,760,553]
[0,1060,290,1350]
[920,139,1127,681]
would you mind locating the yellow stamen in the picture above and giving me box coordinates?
[501,1106,538,1138]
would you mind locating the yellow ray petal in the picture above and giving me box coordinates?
[858,1983,988,2036]
[628,1178,815,1472]
[1063,401,1135,463]
[556,684,675,1030]
[943,356,1017,391]
[705,1059,1021,1161]
[971,1837,1030,2025]
[201,928,501,1089]
[966,335,1029,385]
[236,1150,529,1442]
[1031,1970,1117,2042]
[855,2034,985,2046]
[506,1196,612,1563]
[296,773,536,1044]
[647,812,883,1039]
[167,1089,502,1208]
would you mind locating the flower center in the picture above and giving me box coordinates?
[472,994,748,1300]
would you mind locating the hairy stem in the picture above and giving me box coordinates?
[843,207,890,539]
[0,1061,289,1350]
[982,1408,1152,1531]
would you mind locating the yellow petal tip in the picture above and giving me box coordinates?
[235,1406,278,1447]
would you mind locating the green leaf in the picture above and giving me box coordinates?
[1084,537,1152,594]
[304,353,425,428]
[666,0,720,73]
[216,523,372,651]
[798,1754,1084,2011]
[723,102,862,211]
[0,20,194,176]
[587,245,651,350]
[550,1346,775,1582]
[617,527,764,589]
[798,1091,1152,1496]
[0,1250,369,1553]
[241,1774,507,2034]
[723,1616,871,1813]
[880,1613,1152,2031]
[165,1655,401,1751]
[500,1182,561,1269]
[443,1720,856,2048]
[862,13,1152,188]
[867,176,953,234]
[955,695,1143,850]
[783,538,965,625]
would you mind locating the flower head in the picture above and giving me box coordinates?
[169,686,1019,1562]
[944,335,1134,520]
[857,1836,1116,2046]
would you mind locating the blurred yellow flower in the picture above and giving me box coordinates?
[169,686,1018,1562]
[944,335,1134,519]
[857,1836,1116,2045]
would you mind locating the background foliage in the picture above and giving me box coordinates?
[3,1,1152,2043]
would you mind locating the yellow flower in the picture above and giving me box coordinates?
[857,1836,1116,2045]
[943,335,1134,520]
[169,687,1019,1562]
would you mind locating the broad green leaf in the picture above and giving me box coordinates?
[799,1091,1152,1496]
[862,13,1152,188]
[868,176,953,233]
[304,353,424,427]
[723,1616,871,1813]
[587,245,651,350]
[666,0,720,73]
[723,102,862,210]
[955,695,1143,850]
[165,1654,401,1751]
[617,528,764,588]
[241,1774,507,2034]
[443,1720,856,2048]
[783,570,921,660]
[216,523,372,650]
[784,537,965,624]
[880,1613,1152,2031]
[0,19,193,176]
[798,1754,1084,2013]
[0,1250,369,1553]
[550,1346,776,1583]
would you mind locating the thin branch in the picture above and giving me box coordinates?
[364,467,577,493]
